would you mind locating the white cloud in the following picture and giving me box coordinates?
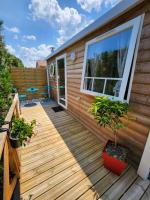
[18,44,53,67]
[6,43,53,67]
[77,0,122,12]
[23,35,36,40]
[6,45,16,54]
[29,0,91,46]
[5,26,20,33]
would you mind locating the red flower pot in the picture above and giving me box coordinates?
[102,140,128,176]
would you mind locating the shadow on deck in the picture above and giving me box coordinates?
[18,101,150,200]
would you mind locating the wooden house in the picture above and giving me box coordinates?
[46,0,150,179]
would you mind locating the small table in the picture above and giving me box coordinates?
[25,87,39,107]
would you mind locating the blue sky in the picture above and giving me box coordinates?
[0,0,121,67]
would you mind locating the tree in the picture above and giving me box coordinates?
[6,53,24,68]
[0,20,12,126]
[0,20,24,69]
[89,96,128,147]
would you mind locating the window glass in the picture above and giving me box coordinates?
[93,79,105,93]
[83,78,92,91]
[105,80,121,97]
[82,26,135,99]
[86,28,132,79]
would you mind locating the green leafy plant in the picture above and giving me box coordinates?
[89,96,129,146]
[11,118,36,146]
[0,20,12,126]
[0,20,24,127]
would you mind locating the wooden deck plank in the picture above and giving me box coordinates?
[21,138,102,173]
[120,177,150,200]
[21,143,102,194]
[21,134,100,166]
[21,129,90,153]
[56,167,109,200]
[23,126,92,147]
[141,185,150,200]
[21,154,103,199]
[78,167,130,200]
[20,129,90,154]
[21,145,102,184]
[19,103,149,200]
[29,161,102,200]
[21,141,103,181]
[99,167,138,200]
[35,161,104,200]
[21,131,95,160]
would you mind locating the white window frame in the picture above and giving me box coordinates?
[80,15,143,101]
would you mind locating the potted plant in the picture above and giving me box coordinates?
[9,118,36,148]
[89,96,129,175]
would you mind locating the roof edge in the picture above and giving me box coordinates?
[46,0,143,60]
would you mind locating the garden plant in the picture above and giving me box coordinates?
[0,20,24,127]
[9,118,36,148]
[89,96,129,175]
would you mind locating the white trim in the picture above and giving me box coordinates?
[127,14,145,103]
[84,77,122,80]
[46,67,50,98]
[138,131,150,180]
[119,16,142,100]
[80,15,142,101]
[56,54,67,109]
[46,0,143,60]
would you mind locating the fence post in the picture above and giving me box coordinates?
[3,139,10,200]
[16,93,21,117]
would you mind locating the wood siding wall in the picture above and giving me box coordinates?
[47,0,150,166]
[11,68,48,100]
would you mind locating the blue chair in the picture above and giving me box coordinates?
[19,94,27,102]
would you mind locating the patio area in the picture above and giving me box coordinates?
[18,101,150,200]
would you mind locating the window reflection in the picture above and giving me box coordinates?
[86,28,132,78]
[93,79,105,93]
[105,80,122,97]
[84,78,92,91]
[83,27,132,98]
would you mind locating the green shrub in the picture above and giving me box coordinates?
[11,118,36,146]
[89,96,129,146]
[0,21,13,126]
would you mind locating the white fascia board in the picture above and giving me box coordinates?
[46,0,143,60]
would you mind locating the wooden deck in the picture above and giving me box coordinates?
[19,102,150,200]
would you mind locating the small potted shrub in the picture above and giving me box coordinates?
[9,118,36,148]
[89,96,129,175]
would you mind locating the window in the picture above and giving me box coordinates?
[81,16,142,101]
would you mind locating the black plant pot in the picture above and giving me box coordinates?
[9,134,21,148]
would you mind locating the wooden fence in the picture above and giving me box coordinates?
[0,94,21,200]
[11,68,48,100]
